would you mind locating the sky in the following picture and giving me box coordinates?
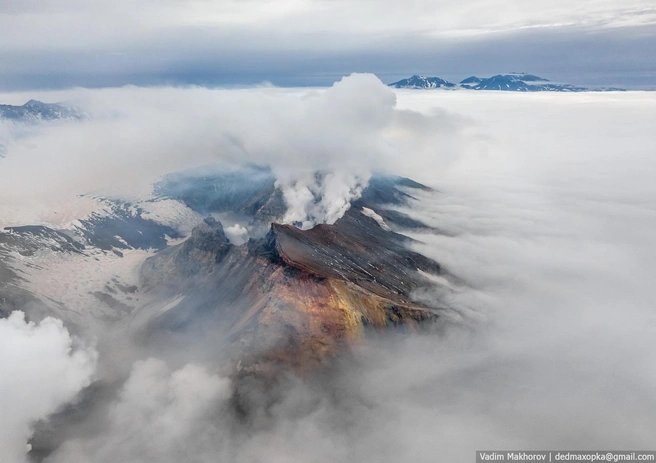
[1,0,655,89]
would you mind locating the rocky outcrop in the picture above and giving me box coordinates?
[174,217,232,275]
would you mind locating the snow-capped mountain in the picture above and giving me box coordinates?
[459,76,483,86]
[460,73,590,91]
[389,73,627,92]
[388,75,456,89]
[0,99,86,157]
[0,99,84,122]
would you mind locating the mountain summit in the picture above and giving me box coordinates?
[388,75,456,89]
[460,73,585,91]
[389,72,626,92]
[0,99,84,122]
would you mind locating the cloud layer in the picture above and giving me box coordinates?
[48,359,232,463]
[1,84,655,461]
[0,74,468,228]
[0,312,96,463]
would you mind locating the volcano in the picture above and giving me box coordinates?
[133,173,445,374]
[1,168,445,375]
[136,212,442,374]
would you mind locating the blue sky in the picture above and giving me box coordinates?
[1,0,655,89]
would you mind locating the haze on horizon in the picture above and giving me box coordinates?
[1,0,655,90]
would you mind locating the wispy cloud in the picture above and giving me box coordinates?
[0,312,96,463]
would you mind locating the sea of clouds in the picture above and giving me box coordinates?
[0,75,655,462]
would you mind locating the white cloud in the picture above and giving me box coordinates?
[0,74,466,227]
[387,89,656,454]
[224,223,249,245]
[0,311,96,463]
[48,359,231,463]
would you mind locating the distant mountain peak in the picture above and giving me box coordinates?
[0,99,84,122]
[460,76,483,84]
[388,75,456,89]
[391,72,626,92]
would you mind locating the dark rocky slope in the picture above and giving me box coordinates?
[135,181,443,374]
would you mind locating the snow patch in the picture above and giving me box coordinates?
[138,199,203,238]
[8,246,154,324]
[361,207,391,231]
[417,268,457,290]
[159,295,185,315]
